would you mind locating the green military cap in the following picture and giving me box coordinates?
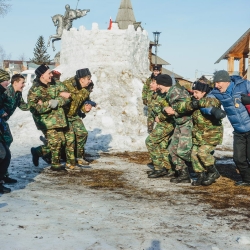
[0,69,10,83]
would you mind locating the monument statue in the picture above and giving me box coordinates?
[47,4,90,51]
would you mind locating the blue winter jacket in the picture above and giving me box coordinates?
[205,75,250,133]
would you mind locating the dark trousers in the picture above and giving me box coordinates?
[233,131,250,182]
[0,143,11,181]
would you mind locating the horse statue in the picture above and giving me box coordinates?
[47,4,90,51]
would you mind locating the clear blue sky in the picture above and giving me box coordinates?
[0,0,250,80]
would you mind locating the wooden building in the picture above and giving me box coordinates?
[115,0,142,30]
[215,28,250,80]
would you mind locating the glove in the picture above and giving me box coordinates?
[190,98,200,110]
[143,99,147,106]
[0,142,6,160]
[210,107,226,120]
[48,99,59,109]
[78,110,86,119]
[241,94,250,105]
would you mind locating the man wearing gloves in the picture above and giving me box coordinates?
[198,70,250,186]
[157,74,193,183]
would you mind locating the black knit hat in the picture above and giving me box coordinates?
[192,81,210,93]
[156,74,172,87]
[213,70,230,83]
[0,69,10,83]
[76,68,91,78]
[35,64,50,78]
[153,65,161,71]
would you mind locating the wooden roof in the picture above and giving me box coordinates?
[151,53,170,65]
[215,28,250,64]
[115,0,142,30]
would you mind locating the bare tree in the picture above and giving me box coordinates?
[0,45,6,69]
[19,53,26,71]
[0,0,11,17]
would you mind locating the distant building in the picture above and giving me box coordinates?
[115,0,142,30]
[3,60,56,75]
[215,28,250,80]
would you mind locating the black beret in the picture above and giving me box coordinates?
[153,65,161,71]
[156,74,172,87]
[192,81,210,93]
[35,64,50,78]
[76,68,91,78]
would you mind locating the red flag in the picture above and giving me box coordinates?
[108,17,112,30]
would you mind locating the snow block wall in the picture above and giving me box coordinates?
[58,23,151,152]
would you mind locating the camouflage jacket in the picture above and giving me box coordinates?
[150,91,175,133]
[62,77,90,118]
[176,97,223,146]
[3,84,29,121]
[142,77,151,104]
[165,83,192,125]
[28,79,70,131]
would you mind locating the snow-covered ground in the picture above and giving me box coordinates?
[1,84,250,250]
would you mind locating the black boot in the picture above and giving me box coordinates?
[170,167,191,183]
[50,165,66,171]
[146,168,155,175]
[42,153,52,164]
[3,176,17,184]
[192,172,206,186]
[202,165,220,186]
[148,168,167,178]
[0,184,11,194]
[31,147,39,166]
[165,169,179,178]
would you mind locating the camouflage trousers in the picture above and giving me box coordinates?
[2,121,12,177]
[69,116,88,159]
[2,121,13,148]
[145,123,173,170]
[168,120,193,170]
[191,144,215,172]
[36,126,75,167]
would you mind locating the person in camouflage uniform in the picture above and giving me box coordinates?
[0,70,11,193]
[61,68,93,168]
[175,81,225,186]
[157,74,193,183]
[0,73,30,183]
[142,65,161,133]
[2,74,29,146]
[145,77,175,178]
[28,64,75,171]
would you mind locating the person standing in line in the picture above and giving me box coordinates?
[146,76,174,178]
[29,64,75,171]
[61,68,94,168]
[157,74,193,184]
[198,70,250,186]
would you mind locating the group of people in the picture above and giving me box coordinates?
[0,65,96,193]
[1,63,250,194]
[143,66,250,187]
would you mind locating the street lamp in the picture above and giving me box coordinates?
[153,31,161,66]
